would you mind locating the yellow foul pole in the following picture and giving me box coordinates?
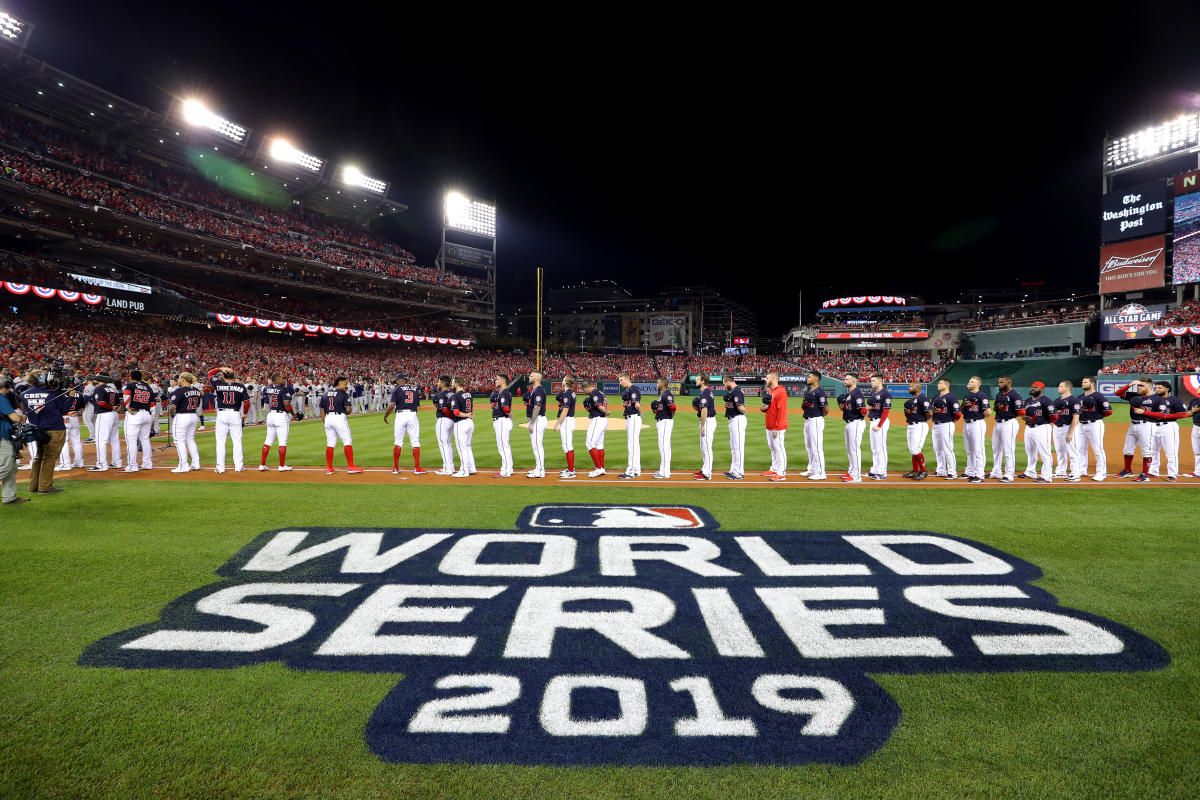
[536,267,543,373]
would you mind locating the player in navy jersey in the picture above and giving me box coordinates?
[319,376,363,475]
[87,375,123,472]
[432,376,457,475]
[554,376,578,478]
[450,375,476,477]
[693,376,716,480]
[384,374,425,475]
[583,380,609,477]
[167,372,203,472]
[1144,381,1189,481]
[524,371,548,478]
[1113,379,1155,479]
[120,369,155,473]
[259,374,296,472]
[989,376,1024,481]
[723,375,747,480]
[207,367,249,473]
[800,370,828,481]
[618,373,643,479]
[490,374,515,478]
[902,382,933,479]
[930,379,961,480]
[838,374,869,483]
[1187,395,1200,478]
[1018,381,1058,483]
[1052,381,1083,481]
[866,374,893,480]
[651,378,676,479]
[1076,376,1112,481]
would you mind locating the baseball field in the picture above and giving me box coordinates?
[2,398,1197,800]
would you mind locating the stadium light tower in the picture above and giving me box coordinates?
[342,165,388,195]
[1102,113,1200,189]
[268,138,324,173]
[437,189,497,326]
[0,10,33,54]
[179,99,248,145]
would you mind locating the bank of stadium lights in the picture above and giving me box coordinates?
[1105,113,1200,170]
[342,165,387,195]
[180,99,248,144]
[0,12,26,43]
[269,138,323,173]
[444,191,496,237]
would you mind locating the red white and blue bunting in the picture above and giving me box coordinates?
[212,311,470,346]
[1149,325,1200,337]
[821,296,906,309]
[4,282,103,305]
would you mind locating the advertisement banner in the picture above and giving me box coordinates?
[68,273,152,294]
[1100,180,1168,243]
[621,315,642,348]
[1099,236,1166,294]
[443,243,495,268]
[1174,171,1200,195]
[1094,375,1177,402]
[648,315,689,351]
[1099,303,1167,341]
[1171,191,1200,286]
[816,331,929,340]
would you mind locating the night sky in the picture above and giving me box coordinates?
[12,2,1200,335]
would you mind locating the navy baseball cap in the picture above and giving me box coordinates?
[394,373,407,382]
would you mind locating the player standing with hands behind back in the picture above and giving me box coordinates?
[209,367,248,474]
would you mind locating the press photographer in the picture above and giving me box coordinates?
[18,365,78,495]
[0,374,27,505]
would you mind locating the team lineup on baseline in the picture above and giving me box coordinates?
[14,365,1200,488]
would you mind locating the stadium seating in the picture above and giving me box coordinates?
[1101,343,1200,374]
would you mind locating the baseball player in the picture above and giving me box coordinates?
[959,376,990,483]
[149,377,164,437]
[760,371,788,482]
[902,382,933,480]
[209,367,249,473]
[1052,381,1083,482]
[693,375,716,480]
[431,376,457,475]
[524,370,547,479]
[618,373,642,479]
[245,381,261,425]
[866,374,892,480]
[258,374,296,471]
[1144,381,1188,481]
[1187,394,1200,478]
[583,379,609,477]
[1076,376,1112,481]
[384,374,425,475]
[57,389,86,471]
[930,378,961,480]
[80,379,96,443]
[450,376,476,478]
[800,370,828,481]
[722,374,747,480]
[121,370,155,472]
[1018,381,1057,483]
[167,372,203,472]
[490,374,515,478]
[651,378,676,479]
[87,375,123,472]
[553,376,578,479]
[1114,379,1155,480]
[988,376,1023,482]
[319,377,362,475]
[837,373,868,483]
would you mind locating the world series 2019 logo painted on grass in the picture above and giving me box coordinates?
[80,505,1169,766]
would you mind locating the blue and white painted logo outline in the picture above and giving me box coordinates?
[79,504,1169,767]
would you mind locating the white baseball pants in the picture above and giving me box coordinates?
[1192,425,1200,475]
[625,414,642,475]
[216,408,245,469]
[453,419,476,474]
[435,417,456,472]
[1149,422,1179,478]
[869,418,891,476]
[961,419,984,478]
[1052,425,1078,478]
[323,413,351,447]
[766,428,787,476]
[803,416,825,477]
[493,416,514,476]
[932,422,956,476]
[59,416,83,468]
[528,415,547,475]
[172,413,200,469]
[1024,425,1053,480]
[393,410,420,447]
[123,409,153,469]
[656,418,674,477]
[1123,423,1154,459]
[727,414,747,477]
[843,417,865,479]
[990,419,1017,478]
[265,410,291,446]
[586,417,608,451]
[558,416,576,453]
[699,416,717,477]
[906,422,928,456]
[94,412,121,469]
[1077,421,1106,479]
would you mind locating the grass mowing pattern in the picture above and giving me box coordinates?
[1,471,1196,797]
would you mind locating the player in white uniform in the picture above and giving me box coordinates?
[722,375,748,480]
[553,376,578,479]
[384,374,425,475]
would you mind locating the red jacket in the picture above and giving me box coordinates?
[765,385,788,430]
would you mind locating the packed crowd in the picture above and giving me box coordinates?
[1163,299,1200,326]
[961,305,1095,331]
[1103,344,1200,375]
[791,353,950,383]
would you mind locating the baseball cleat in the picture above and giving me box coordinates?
[1134,473,1150,482]
[968,476,983,483]
[842,475,862,483]
[278,465,293,471]
[325,469,336,475]
[1090,475,1104,481]
[988,473,1002,480]
[807,474,825,481]
[618,472,636,479]
[652,473,668,479]
[999,476,1013,482]
[914,472,928,480]
[391,469,400,475]
[82,438,94,444]
[902,471,916,479]
[170,466,189,473]
[1165,476,1177,482]
[588,468,606,477]
[761,471,778,477]
[727,474,744,480]
[413,468,427,475]
[799,470,811,477]
[451,471,469,478]
[870,474,887,481]
[944,473,956,480]
[88,466,108,472]
[215,468,225,474]
[1115,470,1134,478]
[1034,476,1051,483]
[492,473,507,478]
[1017,473,1033,480]
[560,470,577,479]
[123,466,139,473]
[235,468,245,472]
[259,465,269,471]
[347,467,364,474]
[768,474,786,482]
[1065,476,1081,482]
[694,473,711,481]
[1186,472,1200,478]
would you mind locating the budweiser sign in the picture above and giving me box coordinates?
[1099,236,1166,294]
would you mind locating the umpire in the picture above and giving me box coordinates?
[1,374,28,504]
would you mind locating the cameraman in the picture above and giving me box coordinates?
[1,374,28,505]
[20,370,72,494]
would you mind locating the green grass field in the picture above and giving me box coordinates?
[2,398,1197,799]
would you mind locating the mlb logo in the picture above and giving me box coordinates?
[524,505,710,529]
